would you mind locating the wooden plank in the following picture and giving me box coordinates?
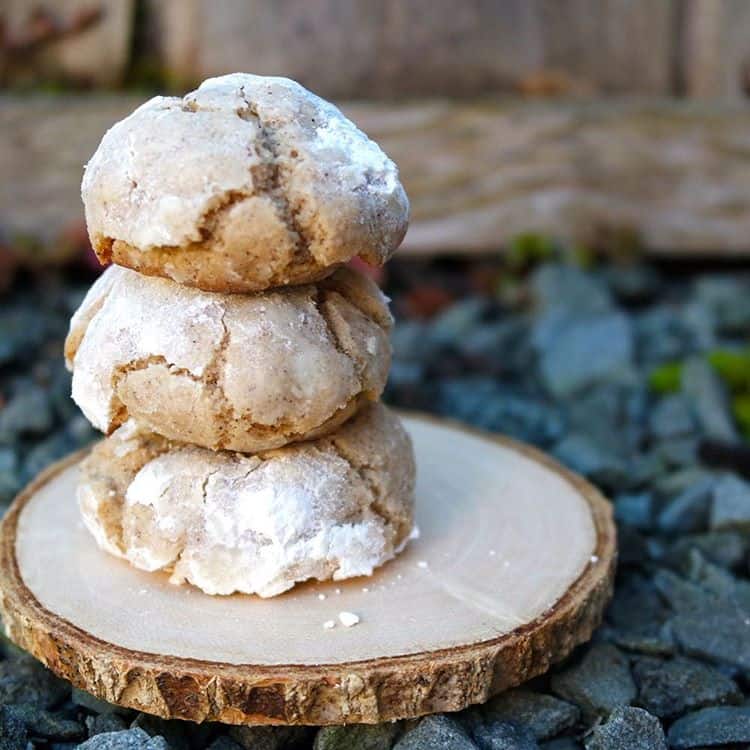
[145,0,679,99]
[4,95,750,257]
[538,0,678,94]
[1,0,134,87]
[680,0,750,98]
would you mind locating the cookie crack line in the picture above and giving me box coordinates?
[328,438,390,526]
[206,308,235,448]
[311,288,367,391]
[237,86,314,265]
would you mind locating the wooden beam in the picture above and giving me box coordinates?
[3,95,750,257]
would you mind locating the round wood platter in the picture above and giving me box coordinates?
[0,414,616,726]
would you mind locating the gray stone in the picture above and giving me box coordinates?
[564,384,641,456]
[390,321,435,363]
[0,385,54,443]
[130,713,189,750]
[229,726,311,750]
[393,715,477,750]
[652,569,717,614]
[695,276,750,335]
[314,723,400,750]
[539,313,634,397]
[657,479,714,534]
[531,265,613,315]
[666,531,747,570]
[584,706,665,750]
[655,437,698,469]
[667,705,750,748]
[710,474,750,531]
[483,689,579,740]
[553,433,628,486]
[429,298,488,347]
[0,307,49,366]
[649,395,695,440]
[681,550,742,601]
[607,576,670,634]
[458,319,528,362]
[388,361,424,388]
[610,630,675,656]
[541,740,581,750]
[0,447,21,505]
[78,729,169,750]
[633,655,741,718]
[87,715,129,737]
[469,717,539,750]
[439,379,564,446]
[617,527,651,567]
[653,468,712,498]
[681,357,738,441]
[0,653,69,708]
[550,644,636,721]
[635,308,688,364]
[0,705,28,750]
[4,705,83,741]
[22,431,76,480]
[206,738,244,750]
[614,493,654,530]
[670,609,750,675]
[72,687,123,715]
[605,265,661,304]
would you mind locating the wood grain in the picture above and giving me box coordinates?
[0,414,616,725]
[1,0,134,87]
[4,95,750,257]
[145,0,675,98]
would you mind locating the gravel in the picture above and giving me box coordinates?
[482,690,579,740]
[583,706,666,750]
[550,644,636,722]
[632,656,741,718]
[393,716,476,750]
[2,258,750,748]
[667,706,750,748]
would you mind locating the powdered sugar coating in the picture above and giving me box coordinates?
[78,404,416,597]
[82,73,409,292]
[65,265,392,452]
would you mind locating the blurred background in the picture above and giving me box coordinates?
[1,0,750,499]
[2,3,750,747]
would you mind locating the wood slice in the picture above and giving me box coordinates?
[0,414,616,726]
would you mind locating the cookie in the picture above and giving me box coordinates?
[82,73,409,293]
[78,403,416,597]
[65,264,392,452]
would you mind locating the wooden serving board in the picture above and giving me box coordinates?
[0,414,615,726]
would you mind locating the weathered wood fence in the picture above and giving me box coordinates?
[4,1,750,257]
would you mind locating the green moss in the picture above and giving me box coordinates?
[568,242,596,269]
[732,395,750,440]
[708,349,750,392]
[648,362,683,394]
[506,232,557,270]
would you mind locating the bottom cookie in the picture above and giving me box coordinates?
[77,403,415,597]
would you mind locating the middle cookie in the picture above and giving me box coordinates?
[65,265,392,452]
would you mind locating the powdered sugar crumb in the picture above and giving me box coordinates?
[338,611,360,628]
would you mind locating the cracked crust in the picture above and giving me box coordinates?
[82,73,409,293]
[65,265,392,453]
[77,404,416,597]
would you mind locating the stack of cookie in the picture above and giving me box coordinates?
[64,74,416,598]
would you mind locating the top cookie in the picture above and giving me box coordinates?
[82,73,409,293]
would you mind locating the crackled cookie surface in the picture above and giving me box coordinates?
[65,265,392,452]
[78,404,416,597]
[82,73,409,292]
